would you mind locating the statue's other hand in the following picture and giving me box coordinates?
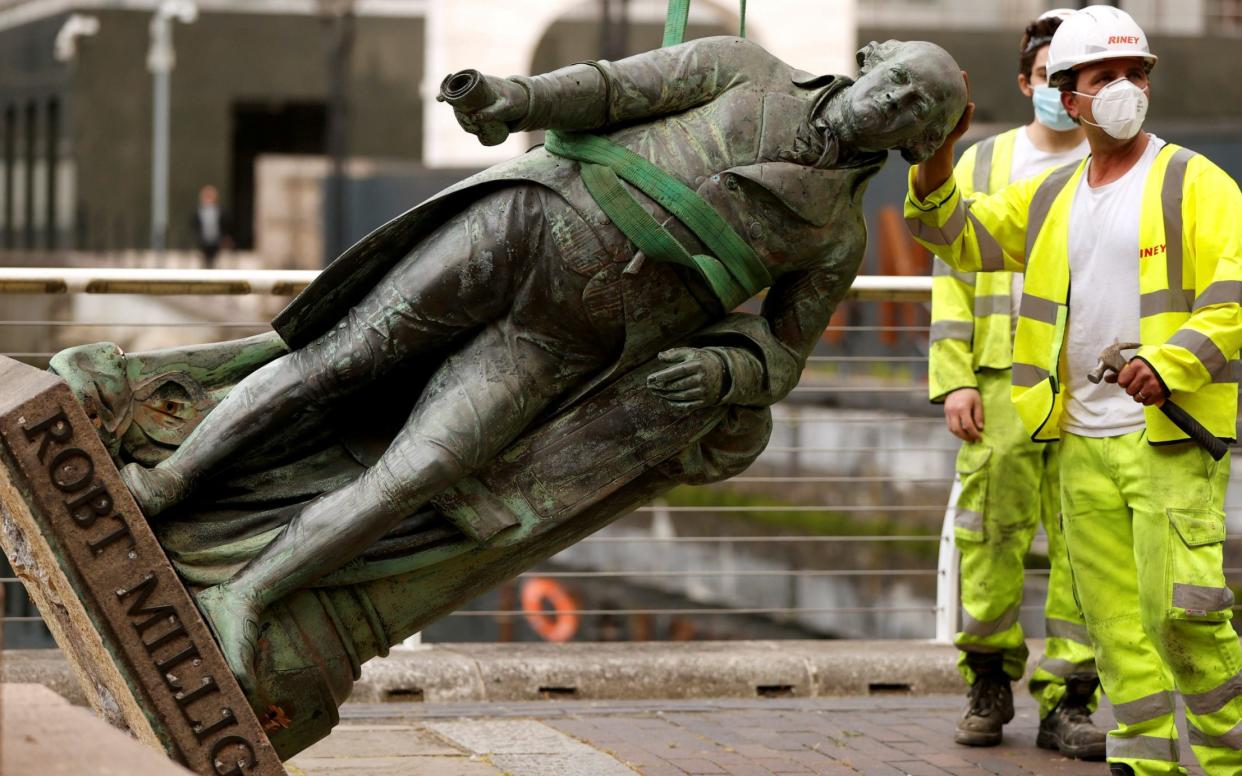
[475,76,529,125]
[647,348,728,410]
[452,76,529,145]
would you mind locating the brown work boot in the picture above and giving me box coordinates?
[1037,678,1107,760]
[955,656,1014,746]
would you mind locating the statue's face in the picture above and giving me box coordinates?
[843,42,966,162]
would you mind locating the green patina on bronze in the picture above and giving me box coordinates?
[49,35,966,761]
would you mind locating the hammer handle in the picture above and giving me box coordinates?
[1160,400,1230,461]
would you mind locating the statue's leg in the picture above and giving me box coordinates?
[122,187,546,517]
[198,316,608,691]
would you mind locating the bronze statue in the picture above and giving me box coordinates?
[50,35,964,757]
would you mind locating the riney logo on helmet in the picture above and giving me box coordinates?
[1107,35,1141,45]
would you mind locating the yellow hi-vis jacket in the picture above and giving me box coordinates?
[908,141,1242,443]
[930,127,1024,401]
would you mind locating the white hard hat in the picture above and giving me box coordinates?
[1046,5,1157,80]
[1037,8,1077,23]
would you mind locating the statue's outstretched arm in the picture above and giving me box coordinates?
[449,36,779,138]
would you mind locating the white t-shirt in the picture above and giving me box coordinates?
[1061,134,1166,437]
[1007,127,1090,335]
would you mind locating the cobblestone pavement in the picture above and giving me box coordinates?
[285,694,1208,775]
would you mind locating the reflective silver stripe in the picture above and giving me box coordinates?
[1025,161,1079,262]
[972,135,996,194]
[1012,362,1050,387]
[1233,359,1242,383]
[954,508,984,533]
[1167,329,1231,382]
[906,203,967,246]
[1019,293,1060,325]
[973,294,1010,317]
[1036,657,1095,679]
[1162,148,1196,315]
[1044,617,1090,646]
[1194,280,1242,311]
[966,210,1006,271]
[1140,288,1194,317]
[1112,691,1176,725]
[1189,721,1242,749]
[1107,734,1180,762]
[1172,583,1235,613]
[1183,669,1242,716]
[933,259,975,285]
[962,605,1021,637]
[931,320,974,343]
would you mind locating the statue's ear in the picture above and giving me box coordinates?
[856,41,879,72]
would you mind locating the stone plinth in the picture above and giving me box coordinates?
[0,356,284,775]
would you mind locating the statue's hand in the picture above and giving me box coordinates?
[647,348,728,410]
[450,76,529,144]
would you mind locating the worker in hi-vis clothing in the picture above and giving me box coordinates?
[908,7,1242,775]
[930,8,1106,759]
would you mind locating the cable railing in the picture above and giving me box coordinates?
[2,269,1240,648]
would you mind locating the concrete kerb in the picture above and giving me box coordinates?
[4,640,1051,705]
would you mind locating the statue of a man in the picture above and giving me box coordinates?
[118,35,966,691]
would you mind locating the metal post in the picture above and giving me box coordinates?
[150,42,169,252]
[321,0,355,264]
[147,2,197,253]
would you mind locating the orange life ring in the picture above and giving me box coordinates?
[521,577,580,642]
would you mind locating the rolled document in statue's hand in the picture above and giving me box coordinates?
[438,69,510,146]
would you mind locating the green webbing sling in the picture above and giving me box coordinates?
[662,0,746,47]
[544,130,770,309]
[545,0,764,310]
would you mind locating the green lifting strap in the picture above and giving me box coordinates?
[579,162,749,309]
[662,0,691,47]
[663,0,746,47]
[545,130,771,298]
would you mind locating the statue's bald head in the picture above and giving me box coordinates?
[845,40,967,162]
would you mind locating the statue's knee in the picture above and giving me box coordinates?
[661,406,773,485]
[367,442,466,514]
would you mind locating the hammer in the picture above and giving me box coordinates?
[1088,341,1229,461]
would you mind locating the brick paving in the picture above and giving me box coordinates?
[286,694,1210,775]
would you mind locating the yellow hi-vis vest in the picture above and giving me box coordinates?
[908,142,1242,444]
[929,128,1023,401]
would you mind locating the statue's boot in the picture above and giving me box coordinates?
[195,584,262,697]
[193,480,416,697]
[120,462,190,518]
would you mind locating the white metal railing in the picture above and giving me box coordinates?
[1,270,1236,647]
[0,267,933,300]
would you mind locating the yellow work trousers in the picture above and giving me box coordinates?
[1062,430,1242,775]
[953,368,1098,716]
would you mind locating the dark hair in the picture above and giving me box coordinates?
[1018,16,1065,79]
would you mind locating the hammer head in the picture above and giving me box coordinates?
[1087,341,1143,384]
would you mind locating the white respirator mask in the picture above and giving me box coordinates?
[1074,77,1149,140]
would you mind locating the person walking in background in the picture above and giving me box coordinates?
[191,184,231,266]
[910,7,1242,774]
[929,8,1104,759]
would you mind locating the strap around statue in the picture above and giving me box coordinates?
[544,130,770,310]
[662,0,746,47]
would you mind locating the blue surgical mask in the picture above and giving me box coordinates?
[1032,86,1077,132]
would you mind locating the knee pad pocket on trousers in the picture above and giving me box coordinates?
[953,444,992,544]
[1166,508,1234,623]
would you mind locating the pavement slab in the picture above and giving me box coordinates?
[309,694,1210,775]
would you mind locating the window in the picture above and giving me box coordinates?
[1209,0,1242,35]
